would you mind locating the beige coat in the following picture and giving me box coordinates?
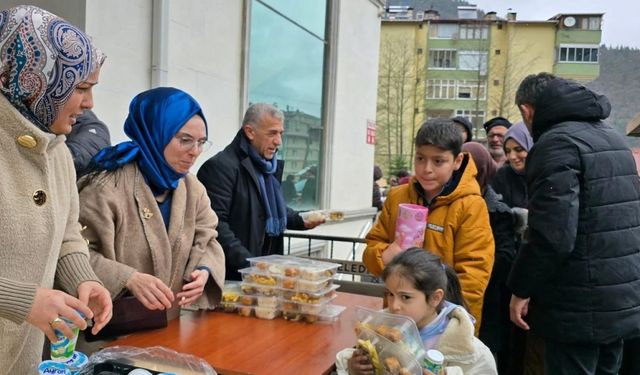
[0,96,101,374]
[78,163,225,319]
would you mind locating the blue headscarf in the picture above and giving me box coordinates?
[91,87,207,195]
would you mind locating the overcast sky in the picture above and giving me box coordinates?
[471,0,639,48]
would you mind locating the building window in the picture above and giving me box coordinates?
[426,79,486,100]
[247,0,327,209]
[426,79,456,99]
[458,51,488,75]
[459,24,488,39]
[430,23,458,39]
[457,80,486,100]
[493,79,500,86]
[580,16,601,30]
[558,45,599,63]
[495,49,501,55]
[429,50,457,68]
[455,110,485,131]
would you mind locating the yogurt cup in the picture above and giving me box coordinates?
[38,360,71,375]
[50,313,85,362]
[63,351,88,374]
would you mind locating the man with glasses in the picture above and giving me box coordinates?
[483,117,512,166]
[197,103,324,280]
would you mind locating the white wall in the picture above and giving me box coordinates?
[84,0,244,170]
[53,0,382,225]
[326,0,382,210]
[85,0,153,144]
[165,0,244,170]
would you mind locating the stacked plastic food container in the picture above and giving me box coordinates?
[219,255,345,323]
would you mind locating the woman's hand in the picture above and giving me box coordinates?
[381,241,403,266]
[176,269,209,307]
[77,280,113,335]
[347,348,375,375]
[125,272,174,310]
[26,288,92,343]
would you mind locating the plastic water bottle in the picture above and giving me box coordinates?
[423,349,444,374]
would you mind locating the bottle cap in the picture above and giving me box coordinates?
[426,349,444,364]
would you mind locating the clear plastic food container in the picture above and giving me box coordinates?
[283,303,346,324]
[356,328,423,375]
[218,281,242,313]
[247,255,339,281]
[281,284,339,303]
[240,282,279,297]
[239,267,335,293]
[354,306,426,361]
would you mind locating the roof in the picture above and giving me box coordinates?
[549,13,605,20]
[626,112,640,137]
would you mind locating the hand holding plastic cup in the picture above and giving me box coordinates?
[50,311,87,362]
[394,203,428,250]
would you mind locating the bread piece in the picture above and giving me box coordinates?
[384,356,402,374]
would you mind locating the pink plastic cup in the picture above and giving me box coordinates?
[394,203,429,250]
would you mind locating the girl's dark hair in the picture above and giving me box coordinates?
[414,119,462,156]
[381,248,467,311]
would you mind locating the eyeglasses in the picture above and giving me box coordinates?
[175,135,212,152]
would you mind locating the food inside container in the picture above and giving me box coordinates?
[281,284,339,302]
[254,306,280,320]
[238,267,279,286]
[299,210,326,222]
[246,255,339,281]
[355,306,426,360]
[327,211,345,221]
[257,295,279,308]
[219,282,241,312]
[356,330,423,375]
[239,282,279,297]
[284,304,346,324]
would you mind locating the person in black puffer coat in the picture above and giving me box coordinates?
[508,72,640,374]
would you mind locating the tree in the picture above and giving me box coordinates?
[375,36,419,175]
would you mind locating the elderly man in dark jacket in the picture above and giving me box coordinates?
[197,103,323,280]
[508,72,640,374]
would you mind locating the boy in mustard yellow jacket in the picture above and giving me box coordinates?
[363,119,494,333]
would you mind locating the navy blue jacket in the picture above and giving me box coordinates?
[197,130,305,280]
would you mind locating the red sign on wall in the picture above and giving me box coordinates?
[366,119,376,145]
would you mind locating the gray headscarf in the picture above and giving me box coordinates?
[503,122,533,152]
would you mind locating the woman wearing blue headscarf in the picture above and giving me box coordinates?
[78,87,225,324]
[0,5,112,371]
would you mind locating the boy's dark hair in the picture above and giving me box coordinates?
[415,118,462,156]
[515,72,556,108]
[381,248,467,312]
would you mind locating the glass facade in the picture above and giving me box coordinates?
[247,0,328,210]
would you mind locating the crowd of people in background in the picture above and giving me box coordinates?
[2,4,640,375]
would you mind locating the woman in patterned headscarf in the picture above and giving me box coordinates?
[0,5,112,371]
[78,87,225,324]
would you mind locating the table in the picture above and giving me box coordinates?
[108,292,382,375]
